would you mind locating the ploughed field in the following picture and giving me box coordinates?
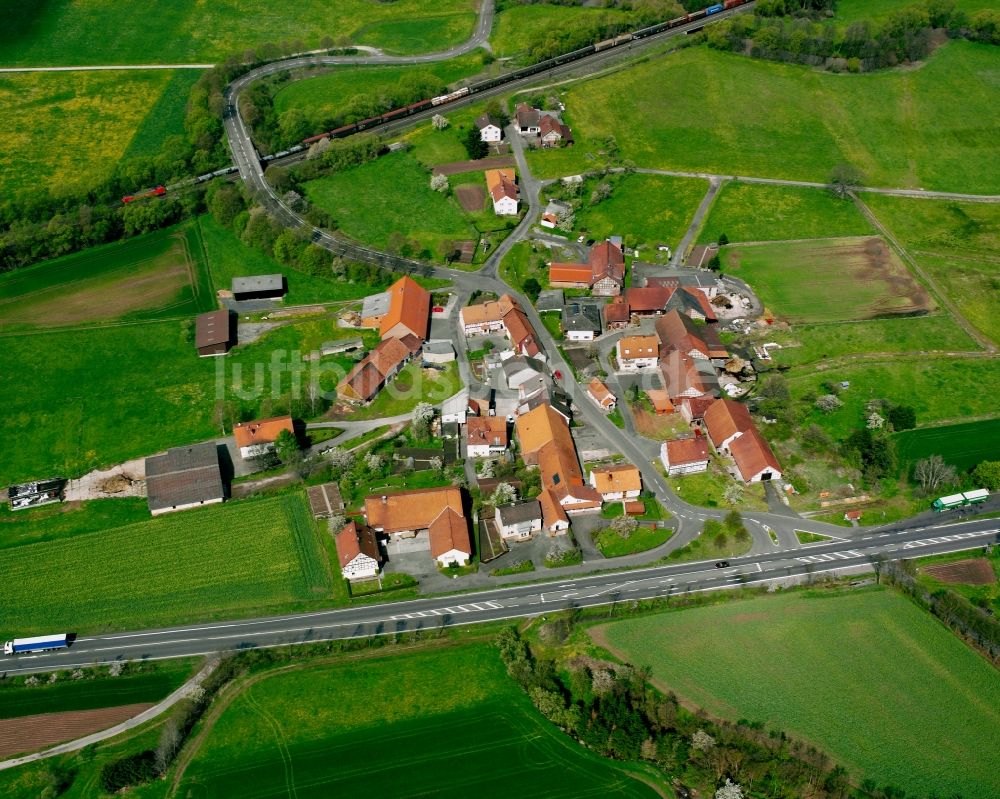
[722,236,931,323]
[923,558,997,586]
[176,644,663,798]
[594,588,1000,799]
[0,704,152,759]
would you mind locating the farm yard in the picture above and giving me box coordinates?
[0,224,214,330]
[895,418,1000,473]
[0,0,479,65]
[176,643,664,798]
[0,494,331,635]
[595,588,1000,799]
[526,42,1000,193]
[0,70,186,203]
[722,237,932,324]
[698,183,874,245]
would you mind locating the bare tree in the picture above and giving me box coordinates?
[326,447,354,474]
[870,552,889,585]
[691,729,716,752]
[155,717,182,774]
[815,394,843,413]
[429,455,444,473]
[591,669,615,696]
[914,455,957,493]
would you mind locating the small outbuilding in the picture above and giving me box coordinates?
[195,310,234,357]
[232,274,286,301]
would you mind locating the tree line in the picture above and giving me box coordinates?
[706,0,1000,72]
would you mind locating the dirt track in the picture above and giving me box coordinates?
[432,156,515,176]
[0,703,153,758]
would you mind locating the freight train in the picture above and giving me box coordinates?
[301,0,749,146]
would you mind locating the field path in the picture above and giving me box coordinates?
[854,195,999,353]
[0,659,216,771]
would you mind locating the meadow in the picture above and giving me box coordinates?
[177,643,663,798]
[769,314,978,367]
[526,42,1000,193]
[0,224,213,330]
[574,173,709,250]
[491,4,633,58]
[896,418,1000,472]
[273,53,485,125]
[304,151,479,257]
[723,237,931,323]
[597,588,1000,799]
[835,0,996,24]
[0,494,331,635]
[864,196,1000,346]
[0,70,181,202]
[698,183,874,244]
[0,0,478,65]
[0,498,149,550]
[196,215,374,305]
[786,356,1000,439]
[0,660,196,720]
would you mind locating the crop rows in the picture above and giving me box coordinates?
[0,494,327,634]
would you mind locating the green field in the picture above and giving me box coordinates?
[197,215,376,305]
[305,151,479,256]
[0,494,331,635]
[598,589,1000,799]
[0,498,148,550]
[769,314,978,367]
[0,70,183,201]
[916,549,1000,615]
[698,183,874,244]
[574,173,708,250]
[864,195,1000,345]
[896,418,1000,472]
[491,5,632,58]
[0,660,196,720]
[273,53,485,127]
[835,0,996,24]
[526,42,1000,193]
[724,236,931,323]
[0,0,478,65]
[178,643,662,798]
[786,356,1000,439]
[0,224,214,331]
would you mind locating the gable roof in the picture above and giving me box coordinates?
[503,306,539,355]
[625,286,674,313]
[460,293,519,327]
[703,398,754,448]
[562,301,602,332]
[589,241,624,283]
[588,378,615,406]
[659,349,720,398]
[603,296,630,324]
[549,263,592,284]
[539,114,563,138]
[485,168,518,202]
[538,488,569,528]
[365,486,464,534]
[233,415,294,449]
[145,443,223,513]
[232,274,284,295]
[683,396,716,420]
[379,276,430,341]
[656,309,710,358]
[496,499,542,525]
[730,427,781,481]
[467,415,508,447]
[590,463,642,495]
[665,287,716,322]
[336,521,380,567]
[475,113,501,130]
[618,335,658,360]
[428,506,472,558]
[195,310,232,348]
[338,361,383,403]
[515,103,540,128]
[515,402,574,458]
[645,389,675,414]
[537,441,600,505]
[664,437,710,465]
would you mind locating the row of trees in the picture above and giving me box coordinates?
[495,625,928,799]
[707,0,1000,72]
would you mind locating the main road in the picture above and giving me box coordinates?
[5,518,997,676]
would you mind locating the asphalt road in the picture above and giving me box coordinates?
[5,518,996,676]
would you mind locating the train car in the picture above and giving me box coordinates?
[122,185,166,204]
[594,33,634,51]
[431,87,470,106]
[705,3,725,14]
